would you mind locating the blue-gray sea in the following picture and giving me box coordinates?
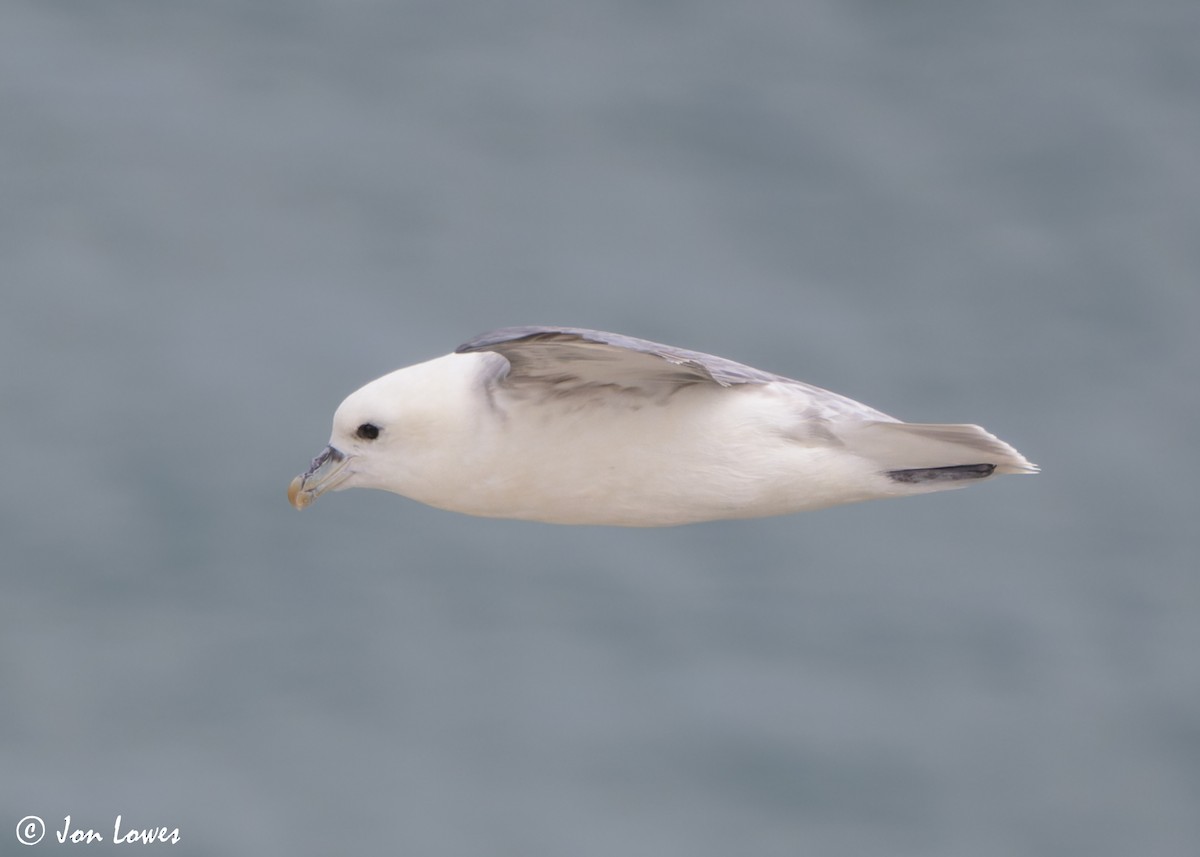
[3,2,1198,855]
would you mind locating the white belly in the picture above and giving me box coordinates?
[413,384,884,526]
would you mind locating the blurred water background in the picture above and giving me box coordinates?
[2,1,1198,855]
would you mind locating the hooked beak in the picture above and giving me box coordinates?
[288,445,352,510]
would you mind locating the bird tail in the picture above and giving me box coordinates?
[841,421,1039,483]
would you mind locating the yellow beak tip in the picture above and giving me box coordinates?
[287,475,310,510]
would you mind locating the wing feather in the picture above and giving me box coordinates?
[457,326,896,421]
[456,326,784,389]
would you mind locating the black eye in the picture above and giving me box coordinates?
[356,423,380,440]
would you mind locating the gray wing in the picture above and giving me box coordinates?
[455,326,787,393]
[455,326,895,421]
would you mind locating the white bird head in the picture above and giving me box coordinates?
[287,353,491,510]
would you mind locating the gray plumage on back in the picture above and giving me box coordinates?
[455,325,893,420]
[456,325,784,388]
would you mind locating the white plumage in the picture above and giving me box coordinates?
[288,326,1037,526]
